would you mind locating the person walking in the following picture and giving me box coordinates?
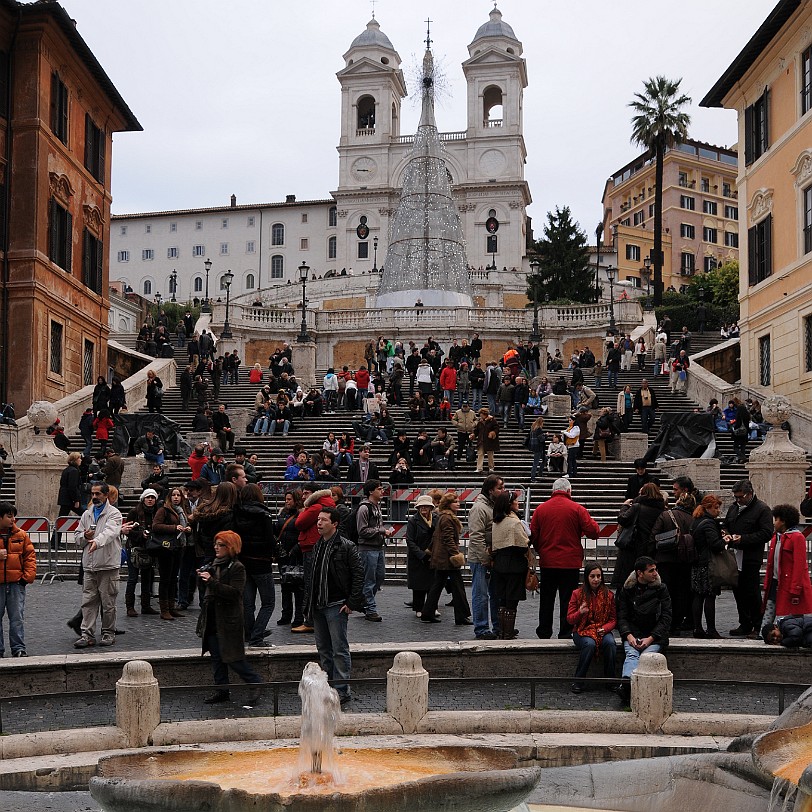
[472,407,499,474]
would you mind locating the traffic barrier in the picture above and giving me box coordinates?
[13,516,60,584]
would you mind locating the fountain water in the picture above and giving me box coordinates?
[296,661,341,784]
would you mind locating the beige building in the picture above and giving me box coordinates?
[702,0,812,412]
[601,139,739,294]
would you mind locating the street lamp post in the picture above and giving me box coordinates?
[641,255,652,310]
[606,265,617,335]
[595,222,603,303]
[202,258,212,313]
[297,262,310,342]
[372,236,379,272]
[529,258,541,342]
[220,269,234,340]
[170,269,177,303]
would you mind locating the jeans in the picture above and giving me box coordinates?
[502,403,514,426]
[125,556,154,607]
[530,449,545,480]
[0,582,26,655]
[640,406,655,434]
[572,631,616,683]
[443,389,456,408]
[337,452,353,467]
[607,369,618,388]
[621,641,662,678]
[177,546,199,607]
[144,451,165,466]
[528,360,538,378]
[566,447,578,477]
[254,416,270,435]
[313,603,352,700]
[515,403,526,429]
[360,549,386,615]
[243,570,276,644]
[82,435,94,458]
[536,567,580,638]
[487,393,499,416]
[268,420,290,436]
[206,633,261,687]
[472,389,483,410]
[470,562,499,636]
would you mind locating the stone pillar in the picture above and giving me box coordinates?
[616,432,649,462]
[659,458,721,492]
[747,395,809,509]
[291,340,317,390]
[386,651,429,734]
[121,458,176,493]
[543,394,571,417]
[116,660,161,747]
[631,652,673,733]
[11,402,68,522]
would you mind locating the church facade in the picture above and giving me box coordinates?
[110,9,532,308]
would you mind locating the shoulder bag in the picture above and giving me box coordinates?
[709,547,738,589]
[655,510,679,552]
[615,508,637,550]
[525,547,539,592]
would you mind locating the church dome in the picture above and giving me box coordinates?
[350,18,395,50]
[472,7,518,43]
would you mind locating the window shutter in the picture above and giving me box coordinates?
[65,210,72,272]
[84,114,91,169]
[98,129,106,184]
[50,72,57,133]
[748,225,757,286]
[48,198,57,262]
[764,213,772,279]
[763,87,770,150]
[744,104,754,166]
[82,229,90,287]
[96,237,103,293]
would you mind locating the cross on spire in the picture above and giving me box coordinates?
[370,0,376,19]
[424,18,432,50]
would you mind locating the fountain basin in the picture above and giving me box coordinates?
[90,745,541,812]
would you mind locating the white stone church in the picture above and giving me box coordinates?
[109,8,532,309]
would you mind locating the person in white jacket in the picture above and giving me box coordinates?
[322,368,339,413]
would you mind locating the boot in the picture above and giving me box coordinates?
[126,598,138,618]
[203,689,230,705]
[169,601,185,618]
[499,609,517,640]
[141,599,159,615]
[159,600,174,621]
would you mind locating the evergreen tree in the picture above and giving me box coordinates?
[528,207,593,303]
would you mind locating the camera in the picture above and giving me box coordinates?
[198,562,214,574]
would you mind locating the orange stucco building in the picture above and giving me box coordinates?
[703,0,812,412]
[0,0,140,413]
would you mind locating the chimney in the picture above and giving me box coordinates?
[230,194,237,208]
[286,194,296,203]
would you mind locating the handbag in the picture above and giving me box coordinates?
[678,370,687,381]
[280,564,305,585]
[525,547,539,592]
[615,523,636,550]
[732,426,748,438]
[129,547,154,568]
[709,547,739,589]
[655,510,679,552]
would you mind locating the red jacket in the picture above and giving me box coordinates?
[188,453,207,479]
[93,416,114,441]
[439,366,457,390]
[762,529,812,615]
[530,491,600,569]
[0,524,37,585]
[295,489,336,553]
[355,369,370,389]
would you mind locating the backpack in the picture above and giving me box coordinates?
[341,499,377,544]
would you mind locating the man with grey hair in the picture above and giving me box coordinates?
[723,479,773,638]
[530,478,600,639]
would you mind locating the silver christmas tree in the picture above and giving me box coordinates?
[376,41,473,308]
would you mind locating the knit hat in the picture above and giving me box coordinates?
[140,488,160,501]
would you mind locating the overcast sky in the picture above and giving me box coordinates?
[59,0,770,239]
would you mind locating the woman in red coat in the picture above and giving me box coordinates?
[92,409,114,457]
[762,504,812,625]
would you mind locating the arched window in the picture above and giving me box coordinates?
[193,276,203,292]
[271,223,284,246]
[245,273,255,289]
[271,255,284,279]
[168,275,177,294]
[483,85,503,127]
[143,279,152,295]
[357,95,376,130]
[328,206,337,227]
[328,236,337,260]
[219,274,230,291]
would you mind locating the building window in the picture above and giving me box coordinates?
[300,238,308,250]
[681,252,695,274]
[745,88,769,165]
[724,231,739,248]
[328,235,337,259]
[168,275,177,295]
[328,206,337,227]
[49,321,63,375]
[167,247,178,259]
[192,245,205,257]
[358,241,369,259]
[222,218,228,229]
[804,185,812,254]
[219,275,230,291]
[83,340,94,386]
[679,171,689,187]
[704,256,718,273]
[759,335,771,386]
[804,315,812,372]
[271,255,284,279]
[723,182,733,198]
[633,210,644,226]
[621,218,630,227]
[725,205,738,220]
[680,223,695,239]
[50,72,69,144]
[703,227,718,244]
[625,244,641,262]
[48,198,72,272]
[357,94,376,129]
[246,241,255,254]
[120,225,127,236]
[246,273,255,289]
[680,195,695,210]
[748,214,772,285]
[117,250,129,262]
[142,249,154,261]
[194,277,202,292]
[700,178,710,193]
[145,224,151,234]
[195,221,202,230]
[220,242,229,255]
[703,200,718,215]
[170,222,177,232]
[649,204,654,217]
[486,235,498,254]
[301,213,308,223]
[271,223,285,245]
[82,230,103,294]
[247,216,255,227]
[802,45,811,116]
[143,280,152,295]
[84,114,105,183]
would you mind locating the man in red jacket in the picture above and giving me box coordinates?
[355,366,370,401]
[0,501,37,657]
[530,478,600,639]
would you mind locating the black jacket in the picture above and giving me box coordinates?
[310,532,364,612]
[723,496,772,566]
[58,464,82,508]
[689,515,725,565]
[234,501,277,575]
[405,511,435,591]
[616,571,672,645]
[346,460,380,482]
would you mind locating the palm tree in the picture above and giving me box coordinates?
[629,76,691,306]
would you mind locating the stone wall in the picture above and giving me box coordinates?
[323,296,366,311]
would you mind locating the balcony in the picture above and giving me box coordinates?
[356,127,375,137]
[483,119,503,128]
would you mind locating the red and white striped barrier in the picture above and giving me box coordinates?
[54,516,81,534]
[14,517,51,533]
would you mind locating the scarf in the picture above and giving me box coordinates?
[309,532,339,614]
[573,587,615,655]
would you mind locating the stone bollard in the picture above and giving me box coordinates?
[116,660,161,747]
[386,651,429,734]
[543,394,572,417]
[631,652,673,733]
[616,431,649,462]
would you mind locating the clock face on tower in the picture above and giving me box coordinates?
[351,156,378,182]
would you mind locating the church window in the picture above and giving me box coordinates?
[271,255,284,279]
[357,95,376,130]
[483,85,503,127]
[143,279,152,295]
[193,276,203,292]
[358,242,369,259]
[271,223,285,245]
[245,273,255,289]
[328,236,337,259]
